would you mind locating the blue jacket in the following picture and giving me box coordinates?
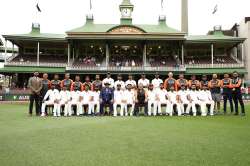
[100,87,114,102]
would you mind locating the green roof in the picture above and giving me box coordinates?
[0,66,65,73]
[186,68,247,75]
[186,31,245,43]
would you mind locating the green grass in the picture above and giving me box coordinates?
[0,104,250,166]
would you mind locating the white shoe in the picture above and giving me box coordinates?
[41,114,45,117]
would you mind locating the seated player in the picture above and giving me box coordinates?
[59,86,71,117]
[113,84,125,117]
[167,86,181,116]
[41,84,60,117]
[147,84,157,116]
[135,84,148,116]
[68,87,81,116]
[78,85,92,116]
[198,86,215,116]
[123,84,136,116]
[155,83,169,115]
[89,86,100,116]
[188,84,202,116]
[178,85,191,115]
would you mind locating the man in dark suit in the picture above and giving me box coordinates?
[100,82,114,116]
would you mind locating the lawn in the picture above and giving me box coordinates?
[0,103,250,166]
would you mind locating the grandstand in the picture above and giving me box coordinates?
[0,0,247,87]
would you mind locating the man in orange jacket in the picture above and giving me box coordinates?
[221,73,234,114]
[164,72,177,91]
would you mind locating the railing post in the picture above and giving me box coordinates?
[241,43,244,66]
[211,44,214,68]
[4,39,7,64]
[181,44,184,65]
[106,44,109,69]
[143,44,147,67]
[37,42,40,66]
[67,43,70,66]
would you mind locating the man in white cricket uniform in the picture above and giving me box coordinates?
[125,74,137,89]
[102,72,114,88]
[198,86,215,116]
[78,85,92,115]
[138,73,150,89]
[59,86,71,117]
[41,84,60,117]
[178,86,191,115]
[89,86,100,115]
[123,84,135,116]
[114,74,125,90]
[68,88,81,116]
[152,72,163,90]
[167,86,181,116]
[113,84,125,116]
[188,85,202,116]
[147,84,157,116]
[155,83,169,115]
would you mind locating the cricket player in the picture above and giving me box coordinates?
[68,88,81,116]
[114,74,125,90]
[147,84,157,116]
[78,85,92,115]
[178,85,191,115]
[151,72,163,90]
[123,84,136,116]
[113,84,125,116]
[102,72,114,88]
[89,86,100,115]
[138,73,150,89]
[59,86,71,117]
[166,86,181,116]
[188,85,202,116]
[221,73,234,114]
[61,73,73,91]
[176,74,188,90]
[41,84,60,117]
[71,75,83,91]
[125,74,137,89]
[198,86,215,116]
[188,75,200,90]
[164,72,177,91]
[155,83,169,115]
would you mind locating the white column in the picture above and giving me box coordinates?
[143,44,147,67]
[211,44,214,67]
[37,42,40,66]
[241,43,244,65]
[4,39,7,64]
[67,43,70,66]
[234,46,238,58]
[12,43,14,57]
[181,44,184,65]
[106,44,109,68]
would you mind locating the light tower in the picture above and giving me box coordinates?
[181,0,188,34]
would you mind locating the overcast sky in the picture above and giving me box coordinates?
[0,0,250,42]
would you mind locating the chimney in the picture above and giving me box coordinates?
[181,0,188,34]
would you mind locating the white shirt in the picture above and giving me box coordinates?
[189,90,199,102]
[43,89,60,101]
[114,80,125,90]
[125,80,137,88]
[152,78,163,89]
[80,90,92,103]
[147,90,156,102]
[198,90,213,101]
[123,90,135,104]
[178,90,189,103]
[138,79,150,87]
[70,91,80,102]
[90,91,100,103]
[156,89,168,102]
[102,78,115,88]
[59,90,71,102]
[168,91,178,103]
[114,90,124,104]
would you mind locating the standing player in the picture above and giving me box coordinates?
[155,83,168,115]
[164,72,177,91]
[209,74,221,114]
[231,71,245,116]
[123,84,136,116]
[125,74,137,89]
[113,84,125,117]
[198,86,215,116]
[176,73,188,90]
[221,73,234,114]
[92,74,102,91]
[59,86,71,117]
[147,84,157,116]
[102,72,114,88]
[188,75,200,90]
[71,75,83,91]
[51,74,61,91]
[200,75,209,89]
[83,76,93,91]
[138,73,150,89]
[114,74,125,90]
[41,84,60,117]
[78,85,92,115]
[178,85,191,115]
[167,86,181,116]
[89,86,100,116]
[151,72,163,90]
[61,73,73,91]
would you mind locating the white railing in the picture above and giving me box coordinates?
[6,62,67,67]
[186,63,244,68]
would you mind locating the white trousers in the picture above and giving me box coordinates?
[113,103,125,116]
[59,100,69,116]
[166,101,181,116]
[200,100,215,116]
[148,100,157,116]
[157,100,170,115]
[190,100,202,116]
[41,100,60,116]
[68,100,79,116]
[123,103,135,116]
[89,102,100,115]
[77,101,88,116]
[180,101,192,114]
